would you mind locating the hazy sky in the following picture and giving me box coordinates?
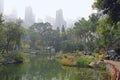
[4,0,96,20]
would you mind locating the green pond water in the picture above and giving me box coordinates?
[0,54,110,80]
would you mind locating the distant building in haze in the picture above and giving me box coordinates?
[24,6,35,28]
[0,0,4,14]
[45,16,55,29]
[37,18,43,23]
[56,9,66,31]
[66,19,75,28]
[4,9,18,23]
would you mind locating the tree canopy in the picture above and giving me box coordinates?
[93,0,120,24]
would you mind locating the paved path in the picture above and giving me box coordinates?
[105,60,120,71]
[105,60,120,80]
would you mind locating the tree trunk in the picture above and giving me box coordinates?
[6,40,10,53]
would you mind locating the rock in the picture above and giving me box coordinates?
[89,60,106,68]
[3,57,16,64]
[89,62,98,68]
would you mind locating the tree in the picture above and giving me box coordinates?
[0,14,6,53]
[89,13,100,32]
[86,13,100,52]
[29,22,61,52]
[93,0,120,24]
[0,14,4,23]
[30,22,52,47]
[97,17,120,50]
[74,18,91,52]
[5,22,25,52]
[60,25,67,41]
[92,0,120,53]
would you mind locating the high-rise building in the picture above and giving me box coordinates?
[24,6,35,28]
[56,9,66,31]
[0,0,4,14]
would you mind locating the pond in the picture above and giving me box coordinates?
[0,54,110,80]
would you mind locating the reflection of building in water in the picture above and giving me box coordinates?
[0,0,4,14]
[56,9,66,31]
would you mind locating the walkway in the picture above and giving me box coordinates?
[105,60,120,70]
[105,60,120,80]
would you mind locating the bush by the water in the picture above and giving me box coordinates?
[75,56,93,67]
[61,58,72,65]
[2,51,29,64]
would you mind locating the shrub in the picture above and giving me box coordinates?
[0,55,4,63]
[92,52,99,58]
[99,54,105,60]
[61,58,71,65]
[99,63,106,70]
[3,51,29,63]
[75,56,91,67]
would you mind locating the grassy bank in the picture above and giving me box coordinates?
[56,52,96,67]
[56,51,107,69]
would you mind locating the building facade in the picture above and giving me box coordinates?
[0,0,4,14]
[24,6,35,28]
[56,9,66,31]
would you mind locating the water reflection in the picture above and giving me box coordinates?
[0,55,110,80]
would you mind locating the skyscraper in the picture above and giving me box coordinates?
[24,6,35,28]
[56,9,66,31]
[0,0,4,14]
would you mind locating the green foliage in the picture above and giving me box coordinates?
[6,22,25,44]
[0,14,4,24]
[0,55,4,63]
[60,40,73,52]
[56,52,63,58]
[74,18,90,38]
[92,52,99,58]
[93,0,120,24]
[28,22,60,52]
[61,25,65,32]
[0,15,6,53]
[75,56,92,67]
[92,0,120,50]
[73,16,100,53]
[23,13,101,53]
[0,17,26,53]
[96,16,120,50]
[99,63,106,70]
[89,13,100,32]
[3,51,29,63]
[22,44,30,49]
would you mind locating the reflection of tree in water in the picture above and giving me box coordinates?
[97,70,110,80]
[60,67,97,80]
[0,55,110,80]
[0,64,27,80]
[23,56,62,80]
[60,66,110,80]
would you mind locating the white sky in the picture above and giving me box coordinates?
[4,0,96,20]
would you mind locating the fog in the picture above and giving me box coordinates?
[4,0,95,20]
